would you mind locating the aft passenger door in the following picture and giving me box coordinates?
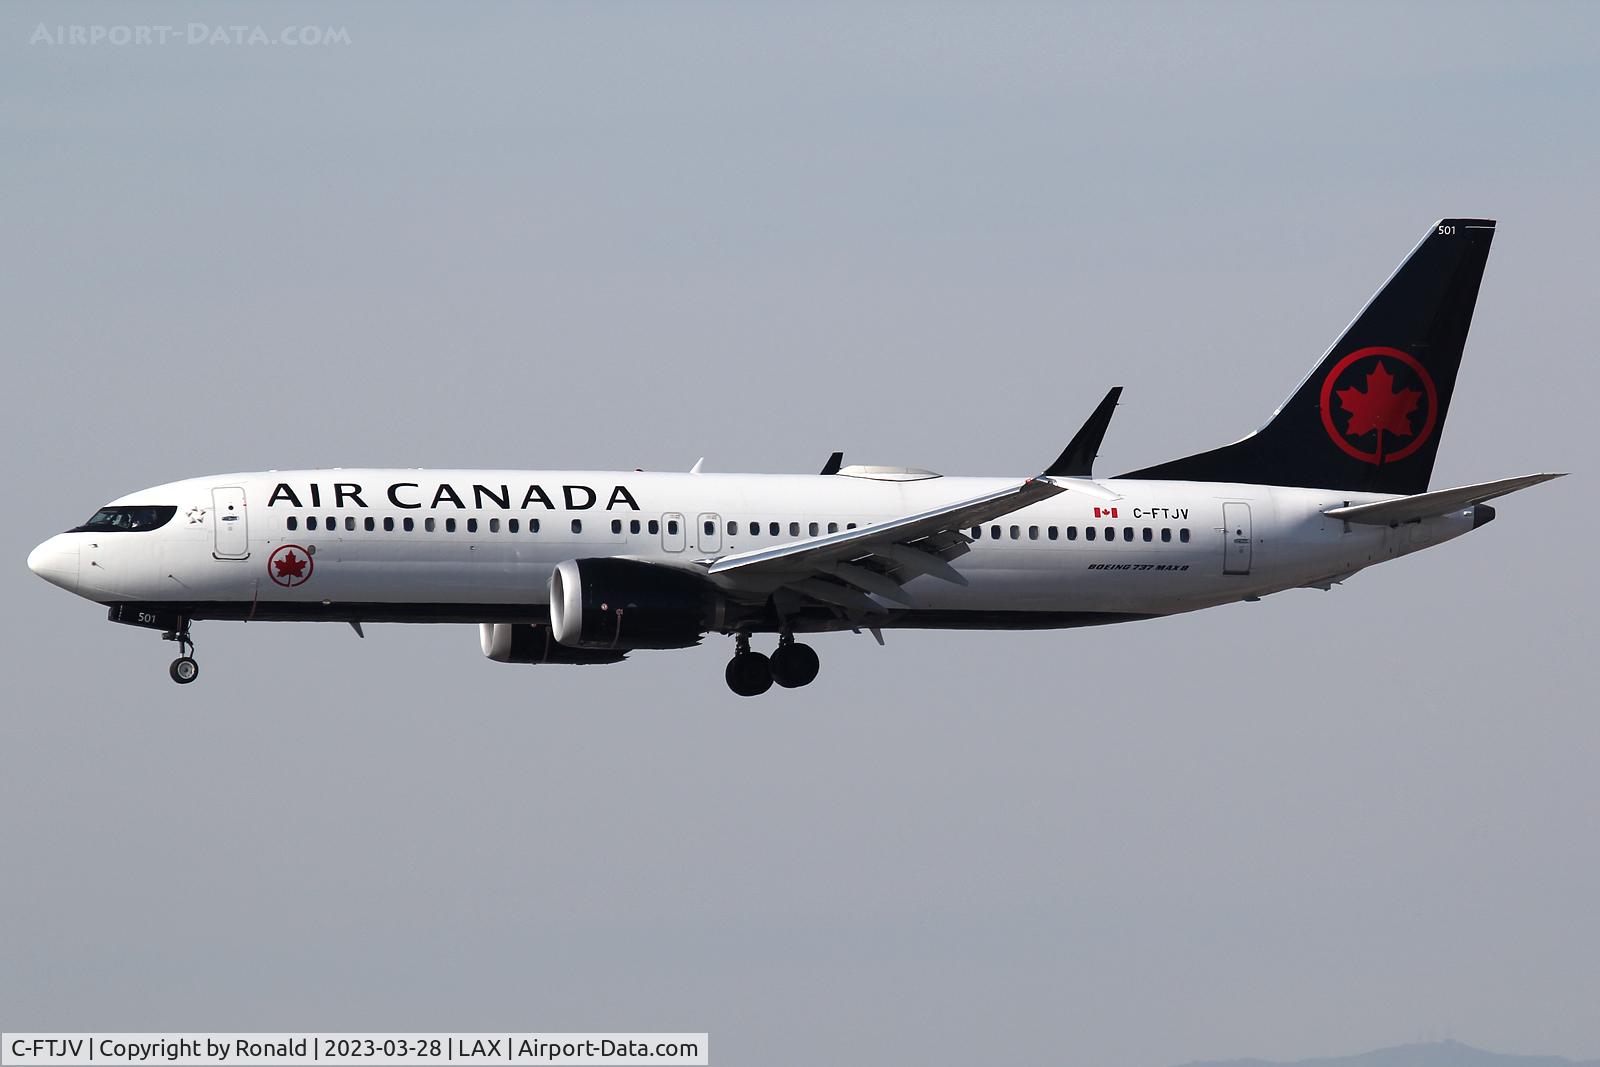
[1222,501,1252,575]
[211,487,249,560]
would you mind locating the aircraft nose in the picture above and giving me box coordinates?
[27,536,80,592]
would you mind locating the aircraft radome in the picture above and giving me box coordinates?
[27,219,1563,695]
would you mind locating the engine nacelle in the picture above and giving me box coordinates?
[549,558,719,650]
[479,622,627,665]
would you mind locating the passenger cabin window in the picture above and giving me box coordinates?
[425,517,436,532]
[612,519,623,534]
[828,522,839,534]
[971,527,982,540]
[384,517,395,532]
[326,516,334,530]
[790,522,801,537]
[631,520,641,534]
[1142,528,1153,542]
[572,519,583,534]
[287,517,298,531]
[705,520,715,536]
[1085,527,1095,541]
[445,518,456,533]
[344,517,354,531]
[749,522,760,536]
[648,519,659,534]
[307,516,319,531]
[809,522,819,536]
[1180,528,1191,542]
[531,518,541,533]
[1067,526,1077,540]
[769,522,779,536]
[509,519,520,533]
[990,525,1001,540]
[1161,528,1171,542]
[467,518,478,533]
[490,518,500,533]
[72,505,179,533]
[1122,527,1133,542]
[1048,526,1058,540]
[364,517,375,532]
[1104,526,1114,540]
[727,520,736,535]
[403,517,415,531]
[666,520,677,535]
[1029,526,1039,540]
[1010,525,1020,540]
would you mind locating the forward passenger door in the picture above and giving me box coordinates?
[211,487,250,560]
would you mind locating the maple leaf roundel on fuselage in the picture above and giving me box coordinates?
[267,544,313,588]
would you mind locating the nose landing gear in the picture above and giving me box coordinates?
[163,622,199,685]
[169,656,199,684]
[724,633,820,695]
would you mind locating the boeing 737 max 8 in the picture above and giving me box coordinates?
[27,219,1563,694]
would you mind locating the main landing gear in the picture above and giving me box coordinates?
[725,633,821,697]
[163,621,199,685]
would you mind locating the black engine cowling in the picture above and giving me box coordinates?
[549,558,720,650]
[479,622,628,665]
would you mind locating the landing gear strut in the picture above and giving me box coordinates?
[163,620,199,685]
[724,633,820,695]
[725,633,773,697]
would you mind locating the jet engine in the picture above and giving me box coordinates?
[478,622,628,665]
[549,558,721,650]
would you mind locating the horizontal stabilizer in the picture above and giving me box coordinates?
[1323,472,1564,525]
[1047,387,1122,478]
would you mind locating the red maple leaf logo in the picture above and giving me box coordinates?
[273,551,306,580]
[1336,360,1422,458]
[1319,347,1438,466]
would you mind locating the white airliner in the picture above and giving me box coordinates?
[28,219,1561,695]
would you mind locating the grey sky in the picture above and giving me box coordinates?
[2,3,1595,1064]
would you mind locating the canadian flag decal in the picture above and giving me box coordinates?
[1093,507,1119,518]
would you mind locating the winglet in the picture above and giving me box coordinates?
[819,451,844,476]
[1046,387,1122,478]
[689,457,705,475]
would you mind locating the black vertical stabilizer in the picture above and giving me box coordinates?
[1120,219,1495,495]
[819,451,844,476]
[1047,387,1122,478]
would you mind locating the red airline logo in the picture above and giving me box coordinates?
[1093,507,1119,518]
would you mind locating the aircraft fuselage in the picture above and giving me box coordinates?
[27,468,1478,630]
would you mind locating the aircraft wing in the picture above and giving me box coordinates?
[701,477,1067,611]
[698,388,1129,615]
[1322,472,1565,526]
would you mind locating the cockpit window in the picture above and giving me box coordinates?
[71,505,177,533]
